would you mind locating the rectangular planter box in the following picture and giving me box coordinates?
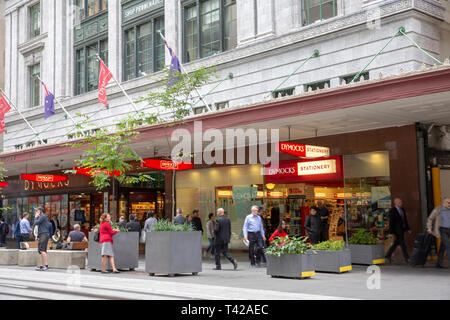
[0,249,19,265]
[18,249,39,267]
[266,253,316,279]
[88,232,139,271]
[348,244,385,265]
[145,231,202,276]
[37,250,87,269]
[314,249,352,273]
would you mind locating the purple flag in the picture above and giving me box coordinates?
[44,91,55,120]
[168,54,181,87]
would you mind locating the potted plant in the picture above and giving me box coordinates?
[265,236,316,279]
[348,228,385,265]
[145,220,202,277]
[88,222,139,271]
[312,240,352,273]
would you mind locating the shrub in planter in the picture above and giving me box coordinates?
[145,220,202,277]
[348,228,385,265]
[312,241,352,273]
[265,236,315,279]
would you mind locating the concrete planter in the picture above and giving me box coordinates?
[18,249,39,267]
[348,244,385,265]
[266,253,316,279]
[87,232,139,271]
[145,231,202,277]
[0,249,19,265]
[37,250,87,269]
[314,249,352,273]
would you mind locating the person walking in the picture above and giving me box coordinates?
[213,208,238,270]
[257,207,268,266]
[243,205,266,267]
[34,207,51,271]
[191,210,203,233]
[144,211,157,233]
[13,215,23,249]
[20,213,32,246]
[269,218,289,242]
[0,218,9,247]
[385,198,411,264]
[126,214,142,239]
[427,197,450,268]
[304,207,322,244]
[204,213,216,258]
[315,200,330,241]
[173,209,187,225]
[99,213,120,274]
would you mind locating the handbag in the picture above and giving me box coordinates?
[94,231,100,242]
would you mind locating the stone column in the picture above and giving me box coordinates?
[236,0,256,45]
[108,0,121,79]
[256,0,275,39]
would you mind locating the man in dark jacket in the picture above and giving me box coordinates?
[0,218,9,247]
[305,207,322,244]
[214,208,238,270]
[385,198,411,263]
[126,214,142,239]
[34,207,51,271]
[191,210,203,233]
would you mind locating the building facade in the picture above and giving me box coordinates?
[2,0,450,253]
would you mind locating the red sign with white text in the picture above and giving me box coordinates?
[0,182,8,187]
[141,159,194,171]
[264,156,343,183]
[74,167,123,177]
[20,174,68,183]
[279,142,330,158]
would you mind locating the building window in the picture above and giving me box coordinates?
[305,80,330,92]
[123,17,165,81]
[342,72,369,84]
[29,64,41,108]
[183,0,237,63]
[29,3,40,39]
[302,0,337,26]
[75,39,108,95]
[193,106,208,114]
[215,101,228,110]
[76,0,108,20]
[273,88,295,98]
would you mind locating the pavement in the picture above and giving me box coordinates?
[0,253,448,300]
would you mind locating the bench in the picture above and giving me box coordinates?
[20,241,51,250]
[36,250,87,269]
[0,249,19,265]
[18,249,39,267]
[66,242,89,250]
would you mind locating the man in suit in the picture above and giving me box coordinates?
[385,198,411,263]
[125,214,142,239]
[173,208,187,225]
[214,208,238,271]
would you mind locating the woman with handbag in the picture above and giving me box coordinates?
[99,213,120,274]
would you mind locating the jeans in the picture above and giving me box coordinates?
[248,232,264,266]
[214,243,235,269]
[385,232,409,262]
[438,227,450,267]
[16,236,21,249]
[205,238,215,256]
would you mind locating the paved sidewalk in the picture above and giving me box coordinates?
[2,254,448,300]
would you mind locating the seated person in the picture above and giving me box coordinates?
[67,224,88,242]
[51,229,64,250]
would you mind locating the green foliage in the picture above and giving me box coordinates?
[312,240,345,251]
[265,236,313,257]
[152,219,194,232]
[137,66,216,122]
[64,112,153,191]
[349,228,378,245]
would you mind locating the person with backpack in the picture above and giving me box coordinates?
[0,218,9,247]
[427,197,450,269]
[13,215,23,249]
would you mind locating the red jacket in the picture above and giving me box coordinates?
[99,221,118,244]
[269,229,288,242]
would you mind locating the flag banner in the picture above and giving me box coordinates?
[0,93,12,116]
[0,113,5,134]
[42,83,55,120]
[98,60,113,106]
[168,54,181,87]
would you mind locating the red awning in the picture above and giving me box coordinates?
[20,174,68,183]
[141,159,194,171]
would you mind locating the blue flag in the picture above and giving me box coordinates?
[43,84,55,119]
[168,54,181,87]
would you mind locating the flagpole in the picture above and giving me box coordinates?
[96,54,139,113]
[0,88,45,144]
[36,76,78,126]
[157,31,213,112]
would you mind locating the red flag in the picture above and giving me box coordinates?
[0,94,12,115]
[0,113,5,134]
[98,60,113,106]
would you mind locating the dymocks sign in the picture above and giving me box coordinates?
[279,142,330,158]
